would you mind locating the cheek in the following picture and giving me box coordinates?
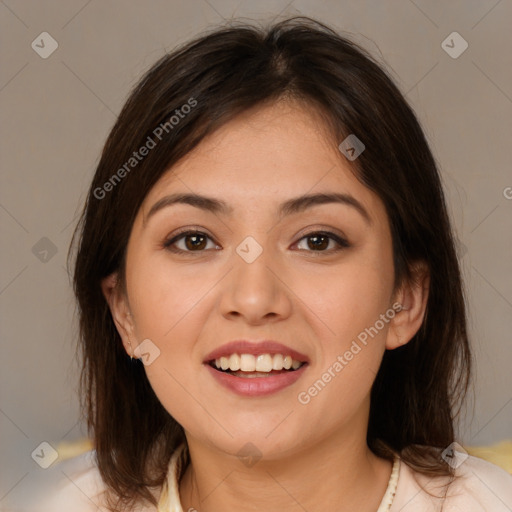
[126,252,213,339]
[296,255,394,341]
[294,264,392,431]
[297,245,394,421]
[124,254,211,429]
[124,250,212,379]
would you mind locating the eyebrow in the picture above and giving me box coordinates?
[145,191,371,225]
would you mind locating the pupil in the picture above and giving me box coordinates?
[186,234,206,250]
[308,235,328,250]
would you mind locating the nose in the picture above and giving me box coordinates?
[218,241,293,325]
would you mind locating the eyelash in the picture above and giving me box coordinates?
[163,229,350,255]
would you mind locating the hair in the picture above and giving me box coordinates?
[71,16,471,511]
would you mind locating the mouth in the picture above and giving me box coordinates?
[207,353,307,378]
[203,340,310,395]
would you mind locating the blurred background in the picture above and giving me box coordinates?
[1,0,511,507]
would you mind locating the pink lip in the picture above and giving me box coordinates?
[203,340,310,363]
[205,363,308,397]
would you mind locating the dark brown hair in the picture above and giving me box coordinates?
[71,16,471,511]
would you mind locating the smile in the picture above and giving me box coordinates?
[205,353,309,396]
[210,353,305,374]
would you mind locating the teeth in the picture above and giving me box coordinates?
[291,359,301,370]
[240,354,256,371]
[256,354,273,372]
[213,353,304,372]
[229,354,240,371]
[272,354,283,370]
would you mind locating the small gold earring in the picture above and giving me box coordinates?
[128,339,134,361]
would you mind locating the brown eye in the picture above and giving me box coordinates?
[305,234,330,251]
[183,233,208,250]
[164,230,218,253]
[295,231,350,253]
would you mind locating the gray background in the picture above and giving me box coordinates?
[1,0,511,507]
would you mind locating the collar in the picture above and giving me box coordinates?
[157,443,401,512]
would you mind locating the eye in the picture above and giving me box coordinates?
[163,230,220,253]
[163,229,350,255]
[294,231,350,253]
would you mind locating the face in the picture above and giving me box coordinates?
[106,101,416,460]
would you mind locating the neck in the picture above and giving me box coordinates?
[179,430,392,512]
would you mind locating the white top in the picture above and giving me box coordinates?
[8,444,512,512]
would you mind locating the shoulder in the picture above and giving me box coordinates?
[392,453,512,512]
[10,450,157,512]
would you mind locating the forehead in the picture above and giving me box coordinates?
[140,101,385,221]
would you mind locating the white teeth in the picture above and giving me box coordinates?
[213,353,304,372]
[256,354,273,372]
[229,353,240,371]
[240,354,256,371]
[272,354,283,370]
[291,359,301,370]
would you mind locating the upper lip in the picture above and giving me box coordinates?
[204,340,310,364]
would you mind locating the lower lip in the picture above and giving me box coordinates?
[204,363,308,397]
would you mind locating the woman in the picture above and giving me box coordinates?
[33,16,512,512]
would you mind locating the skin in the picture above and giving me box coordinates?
[102,100,429,512]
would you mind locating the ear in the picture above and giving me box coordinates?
[385,261,430,350]
[101,272,135,357]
